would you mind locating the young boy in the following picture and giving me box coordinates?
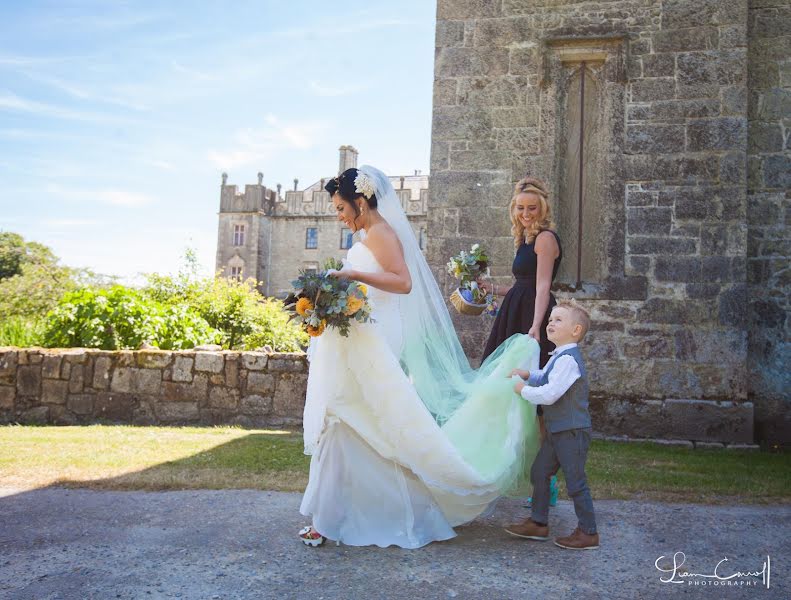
[506,299,598,550]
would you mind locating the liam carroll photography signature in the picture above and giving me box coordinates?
[655,552,771,588]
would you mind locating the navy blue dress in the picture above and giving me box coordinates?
[482,230,562,369]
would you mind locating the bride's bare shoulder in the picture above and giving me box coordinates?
[363,224,405,262]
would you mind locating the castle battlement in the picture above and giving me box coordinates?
[219,149,429,219]
[216,146,430,302]
[219,172,280,214]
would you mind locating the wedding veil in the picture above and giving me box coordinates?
[359,165,474,422]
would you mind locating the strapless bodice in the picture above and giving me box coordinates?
[345,242,402,353]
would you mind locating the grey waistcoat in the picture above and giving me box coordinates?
[536,346,591,433]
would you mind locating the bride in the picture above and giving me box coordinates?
[299,165,541,548]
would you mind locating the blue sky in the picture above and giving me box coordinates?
[0,1,436,281]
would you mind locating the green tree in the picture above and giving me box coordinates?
[0,231,58,280]
[0,232,25,279]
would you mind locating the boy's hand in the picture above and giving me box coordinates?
[513,380,526,395]
[509,368,530,379]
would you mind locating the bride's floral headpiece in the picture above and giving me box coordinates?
[354,171,375,200]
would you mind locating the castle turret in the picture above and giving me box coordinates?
[338,145,358,173]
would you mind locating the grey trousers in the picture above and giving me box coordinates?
[530,427,597,535]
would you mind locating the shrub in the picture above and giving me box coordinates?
[0,316,46,347]
[43,286,220,350]
[242,297,308,352]
[143,269,307,351]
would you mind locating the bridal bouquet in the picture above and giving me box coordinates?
[287,258,373,337]
[447,244,498,316]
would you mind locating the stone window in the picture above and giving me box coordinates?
[233,224,245,246]
[306,227,318,249]
[340,227,353,250]
[419,228,425,251]
[556,61,605,288]
[228,255,244,280]
[304,262,319,275]
[544,38,624,291]
[397,189,411,209]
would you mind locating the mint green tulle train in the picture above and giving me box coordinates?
[439,333,541,498]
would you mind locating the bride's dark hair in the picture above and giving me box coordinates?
[324,168,378,216]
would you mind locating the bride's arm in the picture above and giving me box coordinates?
[334,229,412,294]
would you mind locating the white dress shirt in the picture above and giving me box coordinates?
[519,343,581,406]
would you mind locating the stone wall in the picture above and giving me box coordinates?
[746,0,791,445]
[0,346,757,444]
[0,348,307,427]
[429,0,774,441]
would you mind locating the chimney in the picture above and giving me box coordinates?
[257,172,263,185]
[338,145,359,174]
[293,178,299,191]
[276,183,282,197]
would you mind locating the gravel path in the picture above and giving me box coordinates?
[0,488,787,599]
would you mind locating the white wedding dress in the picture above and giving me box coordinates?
[299,242,539,548]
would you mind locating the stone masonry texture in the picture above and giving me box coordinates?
[430,0,790,446]
[0,348,307,429]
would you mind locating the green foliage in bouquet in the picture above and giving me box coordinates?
[447,243,489,281]
[289,258,373,338]
[447,243,492,304]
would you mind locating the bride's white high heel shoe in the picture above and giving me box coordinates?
[298,526,326,547]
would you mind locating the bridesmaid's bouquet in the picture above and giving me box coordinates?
[287,258,373,337]
[447,244,498,316]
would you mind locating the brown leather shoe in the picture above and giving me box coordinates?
[504,518,549,541]
[554,527,599,550]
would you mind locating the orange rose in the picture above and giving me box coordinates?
[295,297,313,317]
[306,320,326,337]
[345,295,364,316]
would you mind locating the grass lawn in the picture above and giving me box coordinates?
[0,425,789,504]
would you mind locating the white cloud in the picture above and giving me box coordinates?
[19,72,151,111]
[308,80,369,97]
[273,17,419,39]
[0,54,75,67]
[44,184,157,207]
[42,218,101,227]
[171,61,216,82]
[145,159,176,171]
[98,190,156,207]
[207,115,331,169]
[0,91,134,123]
[41,12,163,32]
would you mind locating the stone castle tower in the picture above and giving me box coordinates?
[215,146,429,298]
[428,0,790,446]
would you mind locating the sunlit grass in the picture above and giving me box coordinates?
[1,425,789,503]
[583,440,791,504]
[0,425,310,492]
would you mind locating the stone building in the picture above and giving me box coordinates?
[215,146,429,298]
[429,0,790,445]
